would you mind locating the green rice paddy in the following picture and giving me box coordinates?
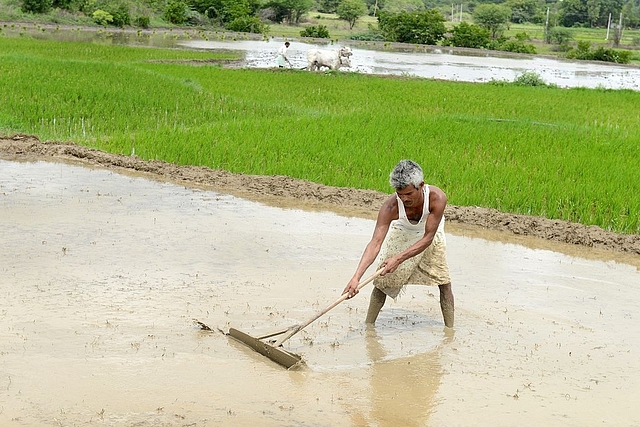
[1,36,638,234]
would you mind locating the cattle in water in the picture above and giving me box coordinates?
[306,47,353,71]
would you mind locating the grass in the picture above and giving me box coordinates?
[0,36,639,234]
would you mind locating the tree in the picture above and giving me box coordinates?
[558,0,588,27]
[382,0,424,14]
[505,0,543,24]
[318,0,341,13]
[192,0,261,23]
[21,0,53,13]
[337,0,367,29]
[444,21,490,48]
[164,0,188,24]
[473,3,512,39]
[262,0,313,24]
[378,10,446,45]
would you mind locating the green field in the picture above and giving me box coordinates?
[1,36,639,234]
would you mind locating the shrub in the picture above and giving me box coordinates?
[164,0,188,25]
[350,29,385,41]
[498,39,536,54]
[92,9,114,26]
[565,41,631,64]
[109,4,131,27]
[378,10,447,45]
[226,16,268,34]
[134,16,150,28]
[546,27,572,45]
[513,71,554,87]
[21,0,53,13]
[300,25,330,38]
[443,21,490,48]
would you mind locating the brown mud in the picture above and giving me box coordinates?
[2,134,640,427]
[2,134,638,255]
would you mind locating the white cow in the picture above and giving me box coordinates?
[306,47,353,71]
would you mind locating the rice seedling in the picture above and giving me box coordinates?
[0,37,638,233]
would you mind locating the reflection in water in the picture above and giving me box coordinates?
[357,326,454,427]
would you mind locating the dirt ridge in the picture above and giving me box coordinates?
[2,134,638,255]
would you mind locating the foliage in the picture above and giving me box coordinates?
[378,9,446,44]
[318,0,340,13]
[490,70,557,87]
[566,40,632,63]
[349,27,386,40]
[227,15,268,33]
[473,3,512,39]
[505,0,542,24]
[21,0,52,13]
[193,0,260,24]
[488,38,537,53]
[300,24,330,38]
[337,0,367,29]
[380,0,424,14]
[164,0,188,24]
[262,0,313,24]
[558,0,626,28]
[92,9,113,25]
[512,71,556,87]
[134,15,151,28]
[443,21,490,48]
[109,3,131,27]
[545,26,573,45]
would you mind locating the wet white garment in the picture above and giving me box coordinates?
[277,45,289,67]
[374,185,447,298]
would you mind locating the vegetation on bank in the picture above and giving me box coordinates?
[2,0,640,63]
[1,37,638,234]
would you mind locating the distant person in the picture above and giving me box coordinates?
[342,159,454,328]
[277,41,291,68]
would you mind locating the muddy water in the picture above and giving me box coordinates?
[1,158,639,427]
[181,38,640,90]
[4,22,640,90]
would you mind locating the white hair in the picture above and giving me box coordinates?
[389,160,424,190]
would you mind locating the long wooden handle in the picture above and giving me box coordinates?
[272,267,385,347]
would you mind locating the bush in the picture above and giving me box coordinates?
[164,0,187,25]
[109,4,130,27]
[513,71,554,87]
[378,10,447,45]
[92,9,113,26]
[498,39,536,54]
[349,29,385,41]
[300,25,330,38]
[565,41,631,64]
[487,36,536,54]
[21,0,53,13]
[226,16,268,34]
[546,27,572,45]
[134,15,150,28]
[443,21,490,48]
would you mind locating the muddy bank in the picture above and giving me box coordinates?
[2,134,638,255]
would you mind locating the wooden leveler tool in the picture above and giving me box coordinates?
[227,268,385,369]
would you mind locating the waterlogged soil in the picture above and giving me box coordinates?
[1,135,640,427]
[2,136,639,255]
[4,21,640,89]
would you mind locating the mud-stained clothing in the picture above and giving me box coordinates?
[373,185,450,299]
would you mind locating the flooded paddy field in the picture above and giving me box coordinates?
[1,141,639,426]
[3,21,640,90]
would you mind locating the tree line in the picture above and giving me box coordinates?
[16,0,637,62]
